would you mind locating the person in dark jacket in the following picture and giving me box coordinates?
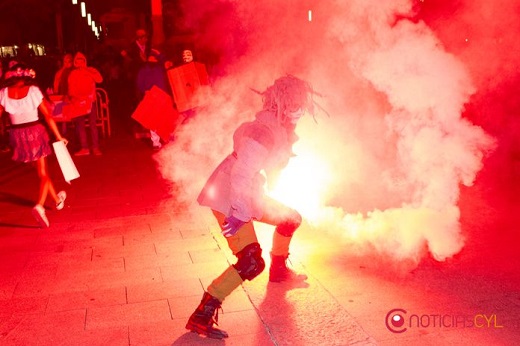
[136,54,171,149]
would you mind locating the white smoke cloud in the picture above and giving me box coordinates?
[156,0,496,265]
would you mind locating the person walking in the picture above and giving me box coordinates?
[121,28,165,139]
[0,63,68,228]
[186,75,314,339]
[136,53,172,150]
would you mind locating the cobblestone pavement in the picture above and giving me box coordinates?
[0,122,518,345]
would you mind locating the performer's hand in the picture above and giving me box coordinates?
[221,215,246,238]
[58,137,69,146]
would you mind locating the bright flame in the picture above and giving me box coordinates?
[268,147,331,220]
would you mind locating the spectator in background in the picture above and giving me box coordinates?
[53,53,73,95]
[136,53,172,150]
[0,63,68,228]
[121,28,166,139]
[68,52,103,156]
[121,29,151,84]
[120,29,152,137]
[50,53,74,135]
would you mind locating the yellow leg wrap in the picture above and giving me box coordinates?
[212,210,258,255]
[271,232,292,257]
[207,266,244,302]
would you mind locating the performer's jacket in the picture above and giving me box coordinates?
[198,110,297,222]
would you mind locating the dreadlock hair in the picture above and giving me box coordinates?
[261,74,315,124]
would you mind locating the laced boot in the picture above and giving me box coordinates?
[185,292,229,339]
[269,254,308,283]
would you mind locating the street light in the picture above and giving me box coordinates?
[72,0,77,4]
[80,2,86,17]
[87,13,91,25]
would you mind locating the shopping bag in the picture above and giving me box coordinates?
[63,98,93,119]
[53,141,80,184]
[131,86,180,142]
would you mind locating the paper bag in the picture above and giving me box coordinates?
[53,141,80,184]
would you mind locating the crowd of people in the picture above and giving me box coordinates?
[0,28,202,227]
[0,28,204,152]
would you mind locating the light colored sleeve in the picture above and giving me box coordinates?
[28,86,44,108]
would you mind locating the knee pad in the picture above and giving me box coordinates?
[275,214,302,237]
[233,242,265,281]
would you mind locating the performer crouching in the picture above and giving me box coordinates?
[186,75,316,339]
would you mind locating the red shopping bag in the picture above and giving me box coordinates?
[131,86,180,142]
[63,98,93,119]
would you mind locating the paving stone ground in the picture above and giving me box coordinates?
[0,117,518,345]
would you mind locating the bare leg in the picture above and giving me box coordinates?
[36,157,59,206]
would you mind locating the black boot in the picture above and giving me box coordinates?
[269,254,308,283]
[185,292,229,339]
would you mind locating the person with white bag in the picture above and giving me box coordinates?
[0,63,69,228]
